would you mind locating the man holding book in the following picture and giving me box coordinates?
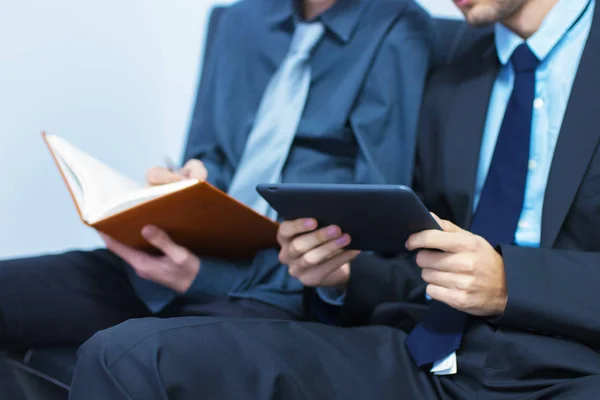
[0,0,437,366]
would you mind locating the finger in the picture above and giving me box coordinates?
[280,225,344,263]
[294,250,359,287]
[421,268,469,290]
[406,230,472,253]
[102,234,148,268]
[141,225,189,265]
[320,261,353,288]
[286,233,351,270]
[181,159,208,181]
[99,232,112,245]
[415,250,472,273]
[426,284,466,312]
[430,212,443,227]
[146,167,184,186]
[277,219,318,244]
[430,213,465,234]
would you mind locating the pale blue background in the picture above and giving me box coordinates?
[0,0,461,259]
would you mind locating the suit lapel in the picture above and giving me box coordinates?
[258,25,292,73]
[445,46,500,227]
[541,7,600,247]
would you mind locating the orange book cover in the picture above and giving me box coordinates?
[42,132,279,259]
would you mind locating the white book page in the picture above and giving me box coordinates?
[87,179,198,223]
[53,152,85,212]
[47,135,142,221]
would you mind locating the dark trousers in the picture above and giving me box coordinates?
[69,317,600,400]
[0,249,296,351]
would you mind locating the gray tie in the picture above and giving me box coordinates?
[227,22,325,220]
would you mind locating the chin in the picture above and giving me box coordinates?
[463,6,501,26]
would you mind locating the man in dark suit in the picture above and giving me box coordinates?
[68,0,600,398]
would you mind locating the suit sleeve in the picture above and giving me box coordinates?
[494,246,600,348]
[181,11,232,191]
[338,253,427,325]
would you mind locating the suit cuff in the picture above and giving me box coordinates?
[316,287,346,306]
[185,256,247,298]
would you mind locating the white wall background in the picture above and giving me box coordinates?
[0,0,461,259]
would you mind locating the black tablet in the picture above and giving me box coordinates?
[256,183,440,255]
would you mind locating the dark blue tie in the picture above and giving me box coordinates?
[405,44,540,367]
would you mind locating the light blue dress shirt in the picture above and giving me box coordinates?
[475,0,595,248]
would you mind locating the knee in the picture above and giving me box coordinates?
[76,318,161,369]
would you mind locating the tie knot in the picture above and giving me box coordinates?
[289,22,325,58]
[510,44,539,72]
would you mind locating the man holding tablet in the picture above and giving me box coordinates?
[70,0,600,398]
[274,0,600,397]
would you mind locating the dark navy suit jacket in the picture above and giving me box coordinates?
[132,0,439,315]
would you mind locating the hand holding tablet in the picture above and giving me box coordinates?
[256,183,440,256]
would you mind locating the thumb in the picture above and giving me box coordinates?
[430,212,465,234]
[181,159,208,181]
[146,167,184,186]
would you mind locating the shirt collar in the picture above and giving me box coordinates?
[265,0,368,43]
[494,0,592,65]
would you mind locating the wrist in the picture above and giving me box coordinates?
[175,258,201,294]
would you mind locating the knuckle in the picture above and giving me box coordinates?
[465,275,478,293]
[288,265,300,278]
[455,292,470,310]
[456,277,470,291]
[300,253,317,267]
[278,251,289,265]
[415,251,428,267]
[289,241,303,257]
[277,227,290,243]
[467,236,479,250]
[134,267,152,280]
[301,276,319,287]
[463,257,476,273]
[146,168,157,182]
[172,251,189,266]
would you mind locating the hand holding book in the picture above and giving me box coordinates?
[99,160,208,292]
[102,225,201,293]
[42,132,278,259]
[146,159,208,186]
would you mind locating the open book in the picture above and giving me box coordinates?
[43,132,279,258]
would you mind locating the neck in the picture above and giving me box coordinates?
[302,0,337,20]
[502,0,560,38]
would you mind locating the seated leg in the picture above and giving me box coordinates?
[70,317,444,400]
[0,249,149,350]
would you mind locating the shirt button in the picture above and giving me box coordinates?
[518,220,530,229]
[529,160,538,170]
[534,98,544,109]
